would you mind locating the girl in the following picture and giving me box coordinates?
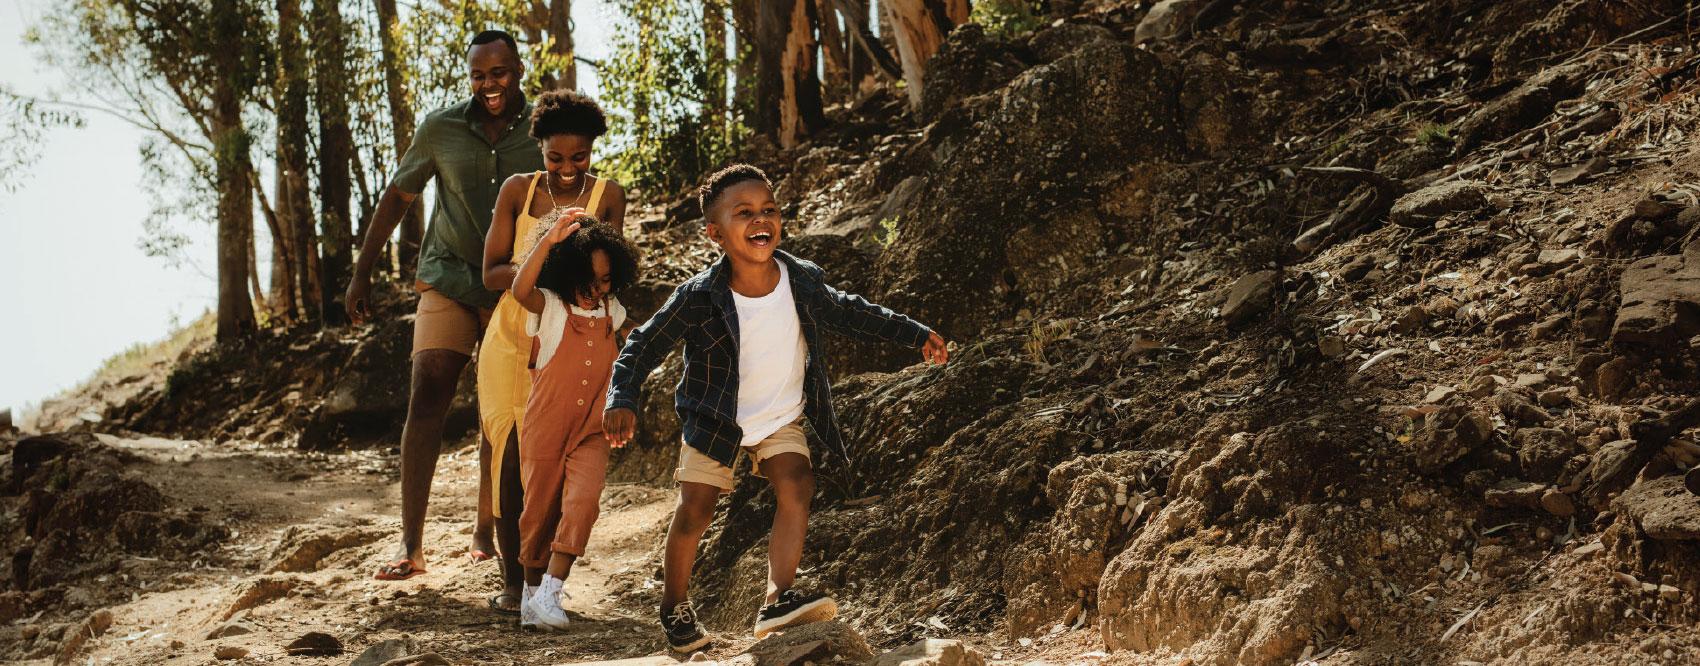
[510,217,640,630]
[477,90,627,616]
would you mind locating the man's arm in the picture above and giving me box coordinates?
[345,185,420,324]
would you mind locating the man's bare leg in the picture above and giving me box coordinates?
[379,348,471,577]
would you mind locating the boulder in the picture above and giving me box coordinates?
[725,621,874,666]
[1612,250,1700,347]
[1612,476,1700,541]
[1389,181,1487,227]
[1134,0,1205,44]
[873,639,987,666]
[1029,22,1113,62]
[919,23,1026,123]
[1220,271,1279,327]
[1513,427,1582,481]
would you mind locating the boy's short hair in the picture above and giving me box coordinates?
[536,219,641,303]
[530,90,609,140]
[469,30,519,56]
[698,164,773,217]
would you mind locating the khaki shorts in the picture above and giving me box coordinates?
[412,282,493,357]
[675,417,811,491]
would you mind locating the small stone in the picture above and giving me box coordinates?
[1424,386,1457,403]
[1390,181,1487,227]
[1537,388,1574,407]
[1221,270,1278,327]
[1550,157,1610,186]
[1573,541,1604,556]
[1540,489,1575,517]
[285,631,343,656]
[1319,336,1346,358]
[206,622,255,640]
[1484,479,1545,509]
[1596,357,1635,399]
[215,646,249,660]
[1514,373,1550,389]
[1658,584,1682,601]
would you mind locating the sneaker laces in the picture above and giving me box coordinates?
[668,601,698,626]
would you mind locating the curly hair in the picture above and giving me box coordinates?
[697,163,773,216]
[530,90,609,141]
[536,218,640,305]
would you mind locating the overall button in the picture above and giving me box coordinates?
[576,399,585,406]
[586,340,594,346]
[581,379,589,386]
[584,360,592,366]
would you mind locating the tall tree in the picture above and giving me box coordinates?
[546,0,577,89]
[374,0,423,279]
[276,0,318,323]
[744,0,826,148]
[879,0,963,109]
[703,0,729,138]
[816,0,851,104]
[209,2,263,338]
[313,0,356,326]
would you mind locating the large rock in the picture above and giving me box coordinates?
[920,23,1027,123]
[724,621,874,666]
[1612,248,1700,346]
[1613,476,1700,541]
[1389,181,1487,227]
[873,638,987,666]
[1220,271,1279,327]
[876,39,1183,338]
[1453,62,1585,150]
[1410,404,1494,473]
[1134,0,1205,44]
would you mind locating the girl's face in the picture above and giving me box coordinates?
[541,134,594,191]
[577,248,613,309]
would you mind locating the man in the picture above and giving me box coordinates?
[346,30,538,610]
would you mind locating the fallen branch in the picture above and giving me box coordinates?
[1291,167,1410,256]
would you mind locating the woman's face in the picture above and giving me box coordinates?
[542,134,594,191]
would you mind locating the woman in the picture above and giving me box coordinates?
[476,89,627,617]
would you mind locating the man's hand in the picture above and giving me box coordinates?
[345,273,372,325]
[922,331,950,365]
[605,407,636,448]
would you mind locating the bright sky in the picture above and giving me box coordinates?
[0,0,614,415]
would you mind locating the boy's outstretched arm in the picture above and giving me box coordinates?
[604,285,694,445]
[817,282,949,365]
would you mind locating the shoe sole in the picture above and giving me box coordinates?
[668,633,712,653]
[753,598,838,639]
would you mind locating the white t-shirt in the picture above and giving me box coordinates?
[524,289,626,369]
[732,261,808,446]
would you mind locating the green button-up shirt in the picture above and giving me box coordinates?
[392,97,544,309]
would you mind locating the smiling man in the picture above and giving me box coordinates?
[343,30,542,600]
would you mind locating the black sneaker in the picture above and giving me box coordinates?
[753,589,838,638]
[660,601,712,653]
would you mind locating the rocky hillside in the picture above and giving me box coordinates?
[13,0,1700,664]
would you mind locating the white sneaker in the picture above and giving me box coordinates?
[525,576,572,631]
[519,586,539,630]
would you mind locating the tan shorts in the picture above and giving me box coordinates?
[675,417,812,491]
[412,282,493,357]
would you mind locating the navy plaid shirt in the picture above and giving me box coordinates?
[606,250,932,467]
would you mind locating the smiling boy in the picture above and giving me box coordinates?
[604,164,949,651]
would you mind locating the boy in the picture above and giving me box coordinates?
[604,164,949,651]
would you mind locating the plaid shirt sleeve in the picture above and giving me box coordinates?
[606,282,694,412]
[815,280,932,348]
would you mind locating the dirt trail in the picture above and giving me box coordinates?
[47,433,687,665]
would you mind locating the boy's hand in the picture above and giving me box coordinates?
[543,213,585,245]
[922,331,950,365]
[605,407,636,447]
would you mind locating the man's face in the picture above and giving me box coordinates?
[468,41,523,118]
[705,179,781,265]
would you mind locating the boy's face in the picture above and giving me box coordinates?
[705,179,781,265]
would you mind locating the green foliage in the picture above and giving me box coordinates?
[971,0,1042,39]
[0,86,85,193]
[1415,122,1453,147]
[874,216,901,248]
[599,0,745,194]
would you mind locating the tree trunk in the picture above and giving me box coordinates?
[704,0,728,139]
[248,212,268,319]
[731,0,760,126]
[277,0,317,323]
[267,166,296,320]
[880,0,958,109]
[374,0,422,280]
[313,0,355,326]
[816,0,850,104]
[834,0,901,87]
[548,0,576,90]
[756,0,826,148]
[212,20,255,340]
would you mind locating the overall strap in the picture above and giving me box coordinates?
[586,175,609,217]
